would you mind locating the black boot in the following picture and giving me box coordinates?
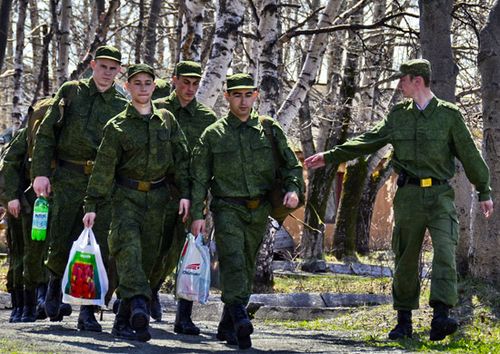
[112,300,136,341]
[174,299,200,335]
[129,296,151,342]
[112,299,121,315]
[430,302,458,341]
[35,283,48,320]
[45,274,62,319]
[228,304,253,350]
[9,288,23,323]
[77,305,102,332]
[388,310,412,340]
[150,286,162,322]
[49,303,73,322]
[21,288,37,322]
[216,304,238,345]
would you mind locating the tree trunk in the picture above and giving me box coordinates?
[57,0,71,85]
[179,0,206,62]
[256,0,280,117]
[196,0,245,107]
[419,0,474,277]
[276,0,342,134]
[135,0,144,63]
[472,0,500,285]
[28,0,42,89]
[0,0,13,73]
[253,220,277,293]
[83,0,98,52]
[11,0,28,125]
[143,0,162,66]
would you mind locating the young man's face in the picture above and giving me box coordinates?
[125,73,156,105]
[91,58,121,91]
[173,75,200,106]
[224,89,258,121]
[397,75,419,99]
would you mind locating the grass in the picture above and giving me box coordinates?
[0,256,8,293]
[268,274,500,353]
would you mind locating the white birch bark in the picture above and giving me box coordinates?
[28,0,42,88]
[276,0,343,133]
[255,0,280,117]
[144,0,162,66]
[471,0,500,284]
[11,0,28,125]
[57,0,71,85]
[180,0,207,62]
[196,0,245,107]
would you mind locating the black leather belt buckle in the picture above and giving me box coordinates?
[137,181,151,192]
[246,199,261,209]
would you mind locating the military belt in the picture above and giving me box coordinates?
[406,177,448,188]
[59,159,94,175]
[116,175,166,192]
[220,196,266,210]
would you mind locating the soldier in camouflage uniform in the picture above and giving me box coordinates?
[150,61,217,333]
[83,64,190,342]
[31,45,127,330]
[190,73,303,349]
[305,59,494,341]
[1,127,49,323]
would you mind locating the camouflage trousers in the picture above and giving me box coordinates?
[45,169,111,278]
[21,210,48,290]
[392,184,459,310]
[6,214,24,291]
[212,198,271,305]
[108,185,169,301]
[149,200,184,290]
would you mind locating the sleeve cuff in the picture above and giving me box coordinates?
[478,191,491,202]
[323,150,335,164]
[84,203,96,213]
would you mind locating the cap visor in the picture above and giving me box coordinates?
[95,55,121,63]
[128,71,155,80]
[178,72,202,78]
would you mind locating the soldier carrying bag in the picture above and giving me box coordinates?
[259,116,305,224]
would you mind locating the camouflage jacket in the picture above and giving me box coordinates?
[0,128,29,202]
[323,97,491,201]
[154,91,217,151]
[31,78,128,178]
[84,103,190,213]
[190,109,303,220]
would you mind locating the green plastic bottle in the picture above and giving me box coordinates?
[31,196,49,241]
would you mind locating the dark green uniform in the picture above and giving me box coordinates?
[322,97,491,309]
[191,110,303,305]
[31,78,127,277]
[2,128,48,290]
[84,103,190,301]
[150,91,217,289]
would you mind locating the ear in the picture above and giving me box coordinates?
[252,90,260,98]
[90,60,96,70]
[124,81,129,91]
[223,91,230,101]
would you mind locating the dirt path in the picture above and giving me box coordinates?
[0,308,414,353]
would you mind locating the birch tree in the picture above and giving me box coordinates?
[472,0,500,284]
[0,0,13,73]
[179,0,207,61]
[11,0,28,124]
[197,0,246,107]
[57,0,71,85]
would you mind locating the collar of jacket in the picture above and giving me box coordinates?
[227,109,260,130]
[87,77,118,103]
[124,102,165,122]
[168,91,197,116]
[410,95,438,118]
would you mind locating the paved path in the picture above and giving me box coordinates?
[0,308,414,353]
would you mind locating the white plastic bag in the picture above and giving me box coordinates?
[176,233,210,304]
[61,227,109,307]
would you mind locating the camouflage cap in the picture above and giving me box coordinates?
[393,59,431,80]
[226,73,256,91]
[175,61,202,78]
[127,63,155,80]
[95,45,121,63]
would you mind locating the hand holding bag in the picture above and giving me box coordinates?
[61,227,109,307]
[176,233,210,304]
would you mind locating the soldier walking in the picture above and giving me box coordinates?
[150,60,217,333]
[190,73,304,349]
[31,46,127,329]
[305,59,494,341]
[83,64,190,342]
